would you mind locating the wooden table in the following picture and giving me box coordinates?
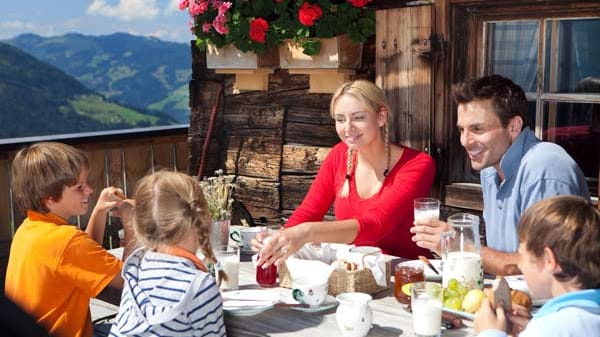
[225,255,475,337]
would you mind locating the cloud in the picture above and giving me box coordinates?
[0,20,35,30]
[164,0,181,15]
[87,0,160,21]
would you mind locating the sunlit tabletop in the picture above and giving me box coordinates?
[223,254,475,337]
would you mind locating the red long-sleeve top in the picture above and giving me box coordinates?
[286,142,436,259]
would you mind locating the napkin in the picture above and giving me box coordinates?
[288,243,387,287]
[285,257,335,285]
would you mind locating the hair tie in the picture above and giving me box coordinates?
[189,200,202,213]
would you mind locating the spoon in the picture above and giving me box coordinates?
[418,255,440,275]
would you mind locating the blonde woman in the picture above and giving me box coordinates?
[110,171,226,337]
[256,80,436,267]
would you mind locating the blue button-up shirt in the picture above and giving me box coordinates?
[480,127,589,252]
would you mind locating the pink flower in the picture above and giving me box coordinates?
[213,14,228,35]
[217,1,232,15]
[298,2,322,27]
[178,0,189,10]
[189,0,209,16]
[202,22,212,32]
[249,18,268,43]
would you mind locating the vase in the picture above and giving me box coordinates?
[211,218,231,246]
[206,44,279,92]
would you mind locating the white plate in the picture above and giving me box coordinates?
[443,307,475,321]
[222,289,281,316]
[288,295,338,313]
[504,275,549,307]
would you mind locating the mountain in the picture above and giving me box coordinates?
[0,42,176,139]
[5,33,191,123]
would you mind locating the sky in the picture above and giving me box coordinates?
[0,0,194,43]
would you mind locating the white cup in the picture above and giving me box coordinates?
[292,279,328,307]
[230,226,265,253]
[411,281,443,337]
[214,245,239,291]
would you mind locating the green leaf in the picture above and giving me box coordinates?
[301,39,321,56]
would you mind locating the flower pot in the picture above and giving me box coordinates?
[206,44,279,91]
[279,35,362,69]
[211,218,231,246]
[279,35,362,93]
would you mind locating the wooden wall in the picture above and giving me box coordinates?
[188,39,375,226]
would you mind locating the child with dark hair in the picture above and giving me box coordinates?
[475,195,600,336]
[109,171,226,336]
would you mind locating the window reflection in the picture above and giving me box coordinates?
[544,18,600,93]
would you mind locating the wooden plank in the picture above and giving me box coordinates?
[442,183,483,211]
[153,143,175,171]
[123,145,152,198]
[176,141,189,173]
[281,145,331,174]
[224,105,284,130]
[233,176,280,221]
[286,107,334,125]
[285,122,338,147]
[79,149,106,230]
[280,175,316,211]
[225,136,282,180]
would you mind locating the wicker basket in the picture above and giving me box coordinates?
[278,258,391,296]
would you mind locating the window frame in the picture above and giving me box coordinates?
[445,1,600,209]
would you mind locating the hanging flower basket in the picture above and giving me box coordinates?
[206,44,279,91]
[279,35,362,93]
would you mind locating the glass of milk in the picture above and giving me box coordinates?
[411,281,443,337]
[413,198,440,222]
[214,245,240,291]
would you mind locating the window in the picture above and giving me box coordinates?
[483,17,600,192]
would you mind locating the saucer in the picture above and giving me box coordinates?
[286,295,337,313]
[222,289,281,316]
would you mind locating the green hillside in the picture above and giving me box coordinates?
[0,42,174,138]
[6,33,191,123]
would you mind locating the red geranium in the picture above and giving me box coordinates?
[249,18,269,43]
[347,0,372,7]
[298,2,323,27]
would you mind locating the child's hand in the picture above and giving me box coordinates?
[96,187,126,212]
[474,298,507,333]
[507,303,531,336]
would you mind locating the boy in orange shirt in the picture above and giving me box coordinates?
[5,142,134,337]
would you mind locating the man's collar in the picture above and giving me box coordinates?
[498,127,535,182]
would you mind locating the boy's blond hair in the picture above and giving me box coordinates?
[11,142,89,215]
[133,170,217,264]
[518,195,600,289]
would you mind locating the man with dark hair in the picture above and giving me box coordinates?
[411,74,589,275]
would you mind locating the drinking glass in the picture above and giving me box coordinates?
[214,245,239,290]
[256,232,278,287]
[413,198,440,222]
[411,281,443,337]
[394,261,425,304]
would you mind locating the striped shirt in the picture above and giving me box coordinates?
[109,248,226,337]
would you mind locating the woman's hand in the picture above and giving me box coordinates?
[474,298,507,333]
[410,219,448,255]
[256,225,309,268]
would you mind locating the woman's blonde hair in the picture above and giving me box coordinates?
[133,170,217,264]
[518,195,600,289]
[330,80,392,198]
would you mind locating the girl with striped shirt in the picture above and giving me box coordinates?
[110,171,226,336]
